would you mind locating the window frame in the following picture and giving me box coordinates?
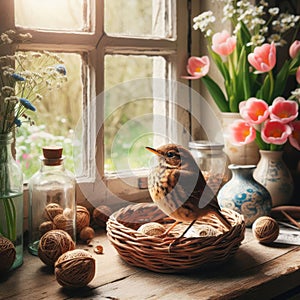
[1,0,199,207]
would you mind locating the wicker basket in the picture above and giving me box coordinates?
[107,203,245,273]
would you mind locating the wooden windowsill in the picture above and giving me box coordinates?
[1,228,300,299]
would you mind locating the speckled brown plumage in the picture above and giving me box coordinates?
[146,144,231,231]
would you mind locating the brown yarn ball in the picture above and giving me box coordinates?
[44,203,63,221]
[76,205,90,233]
[54,249,96,288]
[92,205,112,228]
[252,216,279,244]
[137,222,166,236]
[53,214,74,237]
[79,226,95,242]
[0,236,16,272]
[38,229,75,266]
[39,221,56,236]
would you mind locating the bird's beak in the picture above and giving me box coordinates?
[145,146,161,156]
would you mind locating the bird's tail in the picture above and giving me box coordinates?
[208,196,232,230]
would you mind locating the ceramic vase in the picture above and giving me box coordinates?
[220,112,260,165]
[218,164,272,227]
[253,150,294,207]
[0,133,24,270]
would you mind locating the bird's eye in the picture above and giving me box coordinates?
[166,151,175,158]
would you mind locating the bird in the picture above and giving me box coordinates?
[146,144,231,245]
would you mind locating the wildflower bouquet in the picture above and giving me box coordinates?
[229,97,300,151]
[0,29,67,247]
[0,30,67,133]
[184,0,300,113]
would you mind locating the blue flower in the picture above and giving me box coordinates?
[14,118,22,127]
[56,64,66,75]
[11,73,25,81]
[20,98,36,111]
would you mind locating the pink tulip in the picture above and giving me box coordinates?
[261,120,292,145]
[229,119,256,145]
[289,40,300,59]
[211,30,236,56]
[239,98,269,125]
[296,66,300,84]
[269,97,298,123]
[182,56,210,79]
[289,121,300,150]
[248,42,276,73]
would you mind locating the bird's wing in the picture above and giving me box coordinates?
[179,169,219,209]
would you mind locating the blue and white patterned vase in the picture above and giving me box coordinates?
[253,150,294,207]
[218,164,272,227]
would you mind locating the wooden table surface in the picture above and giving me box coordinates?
[1,228,300,300]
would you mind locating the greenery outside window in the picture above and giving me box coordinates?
[0,0,198,208]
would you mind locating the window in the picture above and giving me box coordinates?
[1,0,195,206]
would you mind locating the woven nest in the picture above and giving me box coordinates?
[107,203,245,273]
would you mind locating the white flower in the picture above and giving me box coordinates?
[269,8,279,16]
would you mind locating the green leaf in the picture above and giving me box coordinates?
[256,74,272,103]
[289,52,300,72]
[273,61,290,98]
[201,76,230,112]
[208,48,230,82]
[255,130,269,150]
[237,21,252,50]
[237,46,250,99]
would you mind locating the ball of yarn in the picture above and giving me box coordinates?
[54,249,95,288]
[92,205,112,228]
[137,222,166,236]
[39,221,56,236]
[53,214,74,236]
[44,203,63,221]
[252,216,279,244]
[76,205,90,233]
[0,236,16,272]
[38,229,75,266]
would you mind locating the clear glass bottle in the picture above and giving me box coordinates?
[189,140,230,194]
[0,133,24,270]
[28,146,76,255]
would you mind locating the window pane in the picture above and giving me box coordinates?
[104,54,166,173]
[16,52,83,179]
[14,0,89,31]
[104,0,174,38]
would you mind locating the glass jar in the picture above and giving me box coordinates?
[0,133,24,270]
[28,146,76,255]
[189,140,230,194]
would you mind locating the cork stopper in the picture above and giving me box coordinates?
[42,146,63,166]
